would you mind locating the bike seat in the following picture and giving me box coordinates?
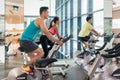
[35,58,57,68]
[112,68,120,79]
[18,47,25,52]
[88,40,99,43]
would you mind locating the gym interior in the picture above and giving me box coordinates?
[0,0,120,80]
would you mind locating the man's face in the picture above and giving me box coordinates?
[43,10,49,19]
[89,19,92,24]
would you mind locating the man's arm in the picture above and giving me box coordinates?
[91,29,102,37]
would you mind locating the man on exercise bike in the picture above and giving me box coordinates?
[19,7,63,74]
[78,16,102,49]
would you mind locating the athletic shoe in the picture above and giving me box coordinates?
[21,66,34,75]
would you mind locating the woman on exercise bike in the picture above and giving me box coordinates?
[39,16,64,58]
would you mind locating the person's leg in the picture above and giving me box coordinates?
[40,35,49,58]
[83,41,87,49]
[25,48,44,67]
[89,36,95,40]
[82,36,90,49]
[48,39,54,51]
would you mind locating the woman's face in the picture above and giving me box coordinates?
[56,19,60,25]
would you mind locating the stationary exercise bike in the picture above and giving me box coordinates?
[35,35,71,77]
[7,35,71,80]
[74,35,106,71]
[7,48,57,80]
[96,33,120,80]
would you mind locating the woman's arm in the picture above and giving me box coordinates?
[54,25,64,39]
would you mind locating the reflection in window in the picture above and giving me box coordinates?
[93,0,104,11]
[81,0,88,14]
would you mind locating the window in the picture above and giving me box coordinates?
[93,0,104,11]
[63,5,65,20]
[58,9,61,20]
[61,0,63,4]
[81,15,87,28]
[67,20,70,57]
[0,0,4,15]
[93,11,104,33]
[67,1,70,19]
[61,6,63,20]
[73,0,78,17]
[73,18,78,52]
[81,0,88,14]
[93,11,104,46]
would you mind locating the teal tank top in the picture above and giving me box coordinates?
[20,20,41,41]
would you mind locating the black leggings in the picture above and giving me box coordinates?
[40,35,54,58]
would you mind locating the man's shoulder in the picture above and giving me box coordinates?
[35,18,44,25]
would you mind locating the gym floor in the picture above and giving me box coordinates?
[0,50,113,80]
[0,52,89,80]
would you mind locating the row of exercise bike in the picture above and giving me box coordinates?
[74,32,120,80]
[7,32,120,80]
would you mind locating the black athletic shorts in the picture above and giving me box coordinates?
[19,40,38,53]
[78,36,90,42]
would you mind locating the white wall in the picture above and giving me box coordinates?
[0,0,5,15]
[113,0,120,8]
[104,0,112,17]
[24,0,55,16]
[0,46,5,63]
[6,23,24,30]
[49,0,55,16]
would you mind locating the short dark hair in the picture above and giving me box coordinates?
[40,7,48,14]
[86,16,92,22]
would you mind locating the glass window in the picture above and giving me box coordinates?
[73,0,78,17]
[93,0,104,11]
[81,0,88,14]
[63,5,65,20]
[0,0,4,15]
[61,0,63,4]
[67,1,70,19]
[67,20,70,57]
[93,11,104,46]
[61,6,63,20]
[81,15,87,28]
[93,11,104,33]
[58,9,61,20]
[73,18,78,52]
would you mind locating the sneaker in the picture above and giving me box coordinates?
[21,66,34,75]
